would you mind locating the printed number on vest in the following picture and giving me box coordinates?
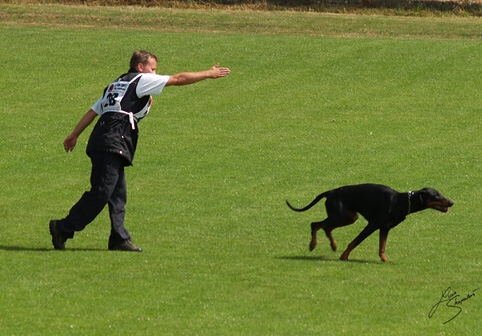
[104,93,119,108]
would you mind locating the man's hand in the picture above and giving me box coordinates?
[62,109,97,152]
[208,63,231,79]
[63,134,78,152]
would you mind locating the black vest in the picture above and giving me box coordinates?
[86,71,150,165]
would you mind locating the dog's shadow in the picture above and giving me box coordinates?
[278,255,382,264]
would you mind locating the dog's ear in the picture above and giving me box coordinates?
[418,188,431,202]
[419,188,439,202]
[419,190,426,202]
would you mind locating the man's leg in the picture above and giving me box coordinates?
[107,165,130,247]
[52,152,123,246]
[107,163,142,252]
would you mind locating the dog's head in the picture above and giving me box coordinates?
[419,188,454,213]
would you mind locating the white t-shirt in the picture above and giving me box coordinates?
[91,73,170,122]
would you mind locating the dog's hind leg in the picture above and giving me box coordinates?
[322,215,359,251]
[323,227,338,251]
[310,220,329,251]
[310,211,358,252]
[310,219,340,251]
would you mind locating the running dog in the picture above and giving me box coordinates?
[286,184,454,262]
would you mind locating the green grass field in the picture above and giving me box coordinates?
[0,4,481,335]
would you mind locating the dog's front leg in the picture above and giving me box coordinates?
[340,224,377,261]
[379,228,390,262]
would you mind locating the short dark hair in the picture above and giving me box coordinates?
[130,50,158,70]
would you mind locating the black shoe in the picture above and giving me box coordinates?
[49,220,67,250]
[109,240,142,252]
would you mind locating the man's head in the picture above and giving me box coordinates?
[130,50,158,74]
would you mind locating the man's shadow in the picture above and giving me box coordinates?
[0,245,104,252]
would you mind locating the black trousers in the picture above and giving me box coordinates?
[57,151,131,247]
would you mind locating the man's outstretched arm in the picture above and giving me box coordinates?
[166,64,230,86]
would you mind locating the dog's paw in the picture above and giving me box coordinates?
[379,252,391,262]
[340,251,349,261]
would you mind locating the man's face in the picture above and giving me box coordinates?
[137,57,157,74]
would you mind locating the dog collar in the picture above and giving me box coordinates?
[407,191,414,214]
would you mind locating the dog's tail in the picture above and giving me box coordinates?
[286,191,329,212]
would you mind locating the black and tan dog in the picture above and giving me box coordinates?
[286,184,454,262]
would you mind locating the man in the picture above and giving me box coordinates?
[50,50,230,252]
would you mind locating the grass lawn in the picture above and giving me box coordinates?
[0,4,481,335]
